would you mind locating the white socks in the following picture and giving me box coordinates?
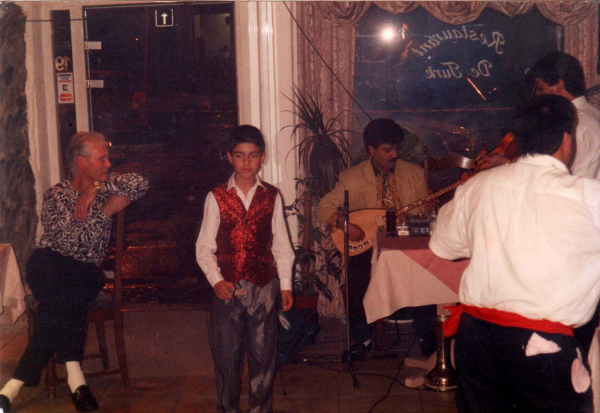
[66,361,87,393]
[0,363,87,403]
[0,378,24,403]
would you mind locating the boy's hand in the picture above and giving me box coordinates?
[214,280,234,300]
[281,290,293,312]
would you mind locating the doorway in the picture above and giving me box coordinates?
[83,3,236,303]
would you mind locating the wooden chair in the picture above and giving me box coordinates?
[26,210,129,398]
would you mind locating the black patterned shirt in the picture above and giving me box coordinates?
[38,173,149,266]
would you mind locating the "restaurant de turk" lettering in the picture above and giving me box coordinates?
[411,26,506,80]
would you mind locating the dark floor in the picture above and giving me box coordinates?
[0,313,458,413]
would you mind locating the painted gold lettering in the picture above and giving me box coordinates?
[479,33,487,45]
[441,61,462,79]
[488,32,505,55]
[477,60,492,76]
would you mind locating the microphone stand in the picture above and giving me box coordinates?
[340,190,359,388]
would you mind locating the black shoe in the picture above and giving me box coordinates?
[70,385,99,412]
[0,395,10,413]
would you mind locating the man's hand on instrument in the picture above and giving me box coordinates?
[346,222,366,241]
[214,280,235,300]
[475,144,511,171]
[478,153,511,170]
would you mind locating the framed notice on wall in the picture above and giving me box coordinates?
[57,72,74,104]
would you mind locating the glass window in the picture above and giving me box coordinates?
[82,3,236,303]
[355,6,561,187]
[85,3,236,148]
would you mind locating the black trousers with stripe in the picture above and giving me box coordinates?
[455,313,593,413]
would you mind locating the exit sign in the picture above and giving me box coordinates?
[155,8,173,27]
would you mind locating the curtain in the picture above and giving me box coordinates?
[0,3,37,282]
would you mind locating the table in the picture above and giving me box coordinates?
[0,244,26,323]
[363,234,468,324]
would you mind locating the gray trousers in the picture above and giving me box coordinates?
[210,278,279,413]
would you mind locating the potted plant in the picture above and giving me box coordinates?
[284,88,353,306]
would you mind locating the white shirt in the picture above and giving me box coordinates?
[195,174,294,291]
[571,96,600,179]
[430,155,600,327]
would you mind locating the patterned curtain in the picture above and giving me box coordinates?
[294,1,596,317]
[0,3,37,281]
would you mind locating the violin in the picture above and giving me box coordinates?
[462,132,517,180]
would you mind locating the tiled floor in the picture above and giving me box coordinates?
[0,312,458,413]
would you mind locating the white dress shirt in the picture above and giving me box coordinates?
[571,96,600,179]
[430,155,600,327]
[196,174,294,291]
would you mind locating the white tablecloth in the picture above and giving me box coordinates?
[363,235,466,324]
[0,244,26,323]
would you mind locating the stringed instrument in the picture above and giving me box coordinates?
[330,181,461,256]
[331,132,516,256]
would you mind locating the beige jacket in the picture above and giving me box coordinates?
[317,158,429,229]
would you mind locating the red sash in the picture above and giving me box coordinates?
[444,304,574,338]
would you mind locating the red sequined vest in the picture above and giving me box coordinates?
[213,181,278,287]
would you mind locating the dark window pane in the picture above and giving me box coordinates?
[83,4,235,304]
[85,3,237,148]
[354,6,561,188]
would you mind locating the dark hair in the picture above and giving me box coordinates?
[363,118,404,152]
[65,131,108,173]
[227,125,266,154]
[513,95,576,157]
[527,51,585,97]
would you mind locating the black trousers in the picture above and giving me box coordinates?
[13,248,105,386]
[455,313,593,413]
[347,251,374,344]
[347,250,436,348]
[574,299,600,359]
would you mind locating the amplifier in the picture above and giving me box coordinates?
[408,216,430,237]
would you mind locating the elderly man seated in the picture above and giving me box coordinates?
[0,132,148,413]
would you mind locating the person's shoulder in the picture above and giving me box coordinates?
[45,181,69,197]
[576,99,600,122]
[394,158,423,172]
[260,181,280,199]
[211,181,229,194]
[394,159,425,182]
[579,175,600,195]
[261,181,278,192]
[339,159,370,178]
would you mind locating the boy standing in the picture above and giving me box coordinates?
[196,125,294,413]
